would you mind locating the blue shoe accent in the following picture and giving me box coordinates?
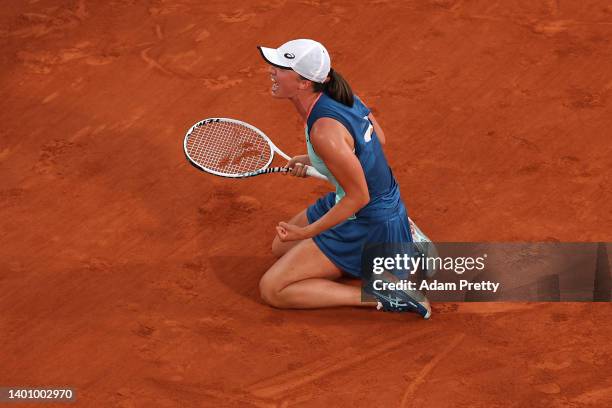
[364,273,431,319]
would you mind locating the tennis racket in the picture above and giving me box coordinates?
[183,117,327,180]
[184,117,436,267]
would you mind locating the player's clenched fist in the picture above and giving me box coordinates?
[285,155,310,177]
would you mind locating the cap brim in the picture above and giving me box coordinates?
[257,46,292,69]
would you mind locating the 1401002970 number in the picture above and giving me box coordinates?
[0,387,75,402]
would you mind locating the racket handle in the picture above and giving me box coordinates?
[305,165,329,181]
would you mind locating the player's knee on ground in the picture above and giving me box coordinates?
[258,275,286,308]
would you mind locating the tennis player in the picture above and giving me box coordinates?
[257,39,431,319]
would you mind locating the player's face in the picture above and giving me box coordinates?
[268,65,302,98]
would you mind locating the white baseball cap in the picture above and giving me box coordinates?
[258,39,331,83]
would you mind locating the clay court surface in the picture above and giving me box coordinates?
[1,0,612,406]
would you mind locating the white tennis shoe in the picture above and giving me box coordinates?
[409,217,439,279]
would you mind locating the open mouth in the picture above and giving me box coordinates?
[271,76,279,92]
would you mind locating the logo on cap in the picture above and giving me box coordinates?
[284,53,295,59]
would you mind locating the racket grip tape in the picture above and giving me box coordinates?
[305,165,328,181]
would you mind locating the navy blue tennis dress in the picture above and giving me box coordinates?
[305,93,413,277]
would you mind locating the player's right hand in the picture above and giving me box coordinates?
[285,156,309,177]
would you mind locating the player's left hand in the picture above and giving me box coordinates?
[276,222,310,242]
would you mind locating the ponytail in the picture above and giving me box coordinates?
[311,68,354,107]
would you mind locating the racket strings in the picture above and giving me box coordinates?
[186,121,272,175]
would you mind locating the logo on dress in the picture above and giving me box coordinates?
[284,53,295,59]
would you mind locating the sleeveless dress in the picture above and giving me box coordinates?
[305,93,413,277]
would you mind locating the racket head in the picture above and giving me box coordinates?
[184,118,277,178]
